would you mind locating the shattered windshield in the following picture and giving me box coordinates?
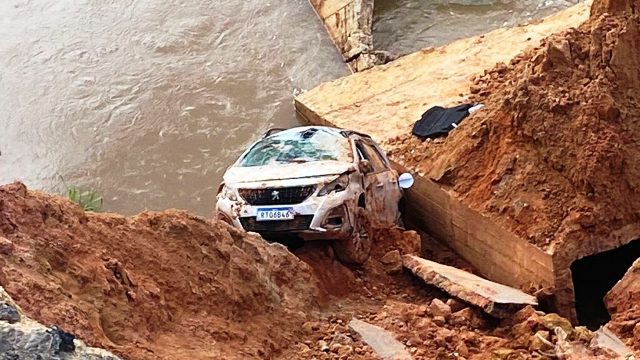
[239,128,352,167]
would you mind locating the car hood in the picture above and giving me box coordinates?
[224,160,356,184]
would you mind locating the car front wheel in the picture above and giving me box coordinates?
[333,207,372,265]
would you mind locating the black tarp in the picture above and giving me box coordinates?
[412,104,474,139]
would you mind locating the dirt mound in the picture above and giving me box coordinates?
[0,182,319,359]
[389,4,640,251]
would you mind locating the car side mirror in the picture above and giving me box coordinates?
[398,173,414,189]
[359,160,374,174]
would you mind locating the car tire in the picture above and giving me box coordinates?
[333,207,372,265]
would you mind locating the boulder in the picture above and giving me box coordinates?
[0,287,120,360]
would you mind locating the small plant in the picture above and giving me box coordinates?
[65,185,103,212]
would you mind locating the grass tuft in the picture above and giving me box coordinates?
[65,185,103,212]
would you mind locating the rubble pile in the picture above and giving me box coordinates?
[0,182,320,359]
[389,1,640,251]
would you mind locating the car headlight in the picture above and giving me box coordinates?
[318,174,350,196]
[218,184,238,201]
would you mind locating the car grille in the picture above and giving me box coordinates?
[238,185,316,206]
[240,215,314,232]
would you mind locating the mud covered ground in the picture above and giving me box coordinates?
[0,182,634,359]
[388,1,640,252]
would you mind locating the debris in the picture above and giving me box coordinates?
[348,318,412,360]
[403,255,537,318]
[428,298,452,320]
[380,250,403,274]
[592,326,637,358]
[538,313,574,335]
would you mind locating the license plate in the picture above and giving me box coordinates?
[256,208,294,221]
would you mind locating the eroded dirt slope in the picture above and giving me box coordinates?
[0,182,320,359]
[389,4,640,252]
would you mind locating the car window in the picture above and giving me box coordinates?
[239,127,353,167]
[356,141,386,172]
[368,142,391,168]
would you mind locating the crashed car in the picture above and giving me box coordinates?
[215,126,413,264]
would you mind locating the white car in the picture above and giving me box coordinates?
[215,126,413,264]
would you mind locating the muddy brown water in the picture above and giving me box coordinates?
[373,0,582,55]
[2,0,579,216]
[0,0,348,216]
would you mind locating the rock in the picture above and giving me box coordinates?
[446,298,466,313]
[301,321,314,335]
[455,342,470,357]
[380,250,403,274]
[318,340,329,352]
[0,302,20,323]
[0,286,120,359]
[432,316,446,326]
[0,237,15,255]
[336,344,353,356]
[572,326,593,342]
[538,313,573,335]
[492,348,515,359]
[429,299,452,319]
[450,308,487,328]
[529,330,553,352]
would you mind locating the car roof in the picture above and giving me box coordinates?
[265,126,372,140]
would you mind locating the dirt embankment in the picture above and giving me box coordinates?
[1,182,627,359]
[0,182,320,359]
[389,2,640,252]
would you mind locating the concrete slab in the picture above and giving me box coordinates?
[296,1,591,144]
[403,255,538,318]
[348,318,412,360]
[592,326,636,358]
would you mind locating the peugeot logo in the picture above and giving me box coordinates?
[271,190,280,201]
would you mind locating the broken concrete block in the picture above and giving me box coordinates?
[591,326,636,358]
[403,255,537,318]
[605,258,640,314]
[348,318,412,360]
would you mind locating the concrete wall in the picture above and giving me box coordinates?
[398,164,556,291]
[308,0,377,71]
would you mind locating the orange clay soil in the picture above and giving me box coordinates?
[0,182,630,359]
[0,182,321,359]
[388,2,640,252]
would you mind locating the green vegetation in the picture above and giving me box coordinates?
[65,185,103,212]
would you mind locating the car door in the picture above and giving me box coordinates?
[355,140,400,227]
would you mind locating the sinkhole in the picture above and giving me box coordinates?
[571,239,640,330]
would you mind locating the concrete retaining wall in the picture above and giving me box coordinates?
[399,164,555,290]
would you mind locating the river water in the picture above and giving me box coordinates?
[374,0,580,54]
[0,0,347,216]
[1,0,577,216]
